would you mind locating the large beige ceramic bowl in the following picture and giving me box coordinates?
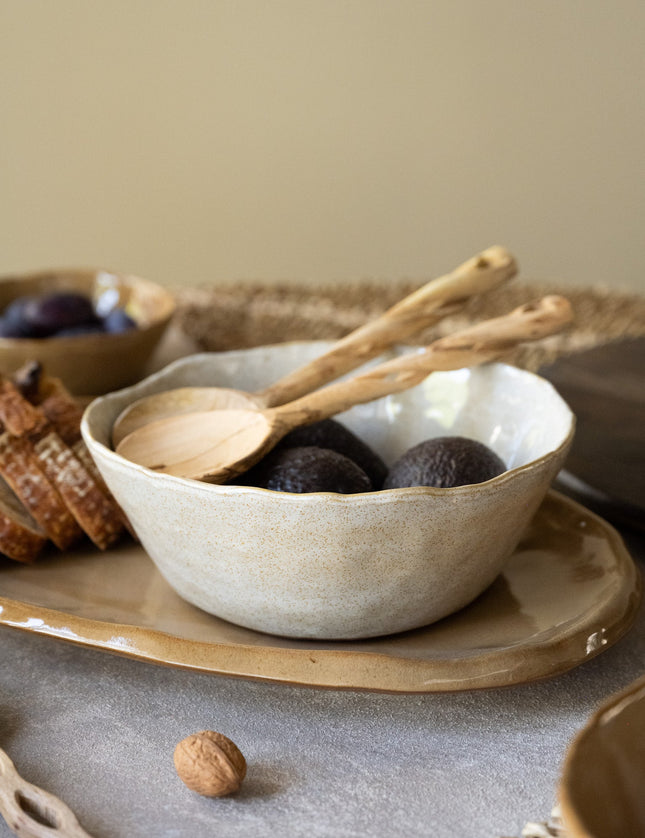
[0,267,175,394]
[82,342,574,640]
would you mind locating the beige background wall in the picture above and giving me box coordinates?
[1,1,643,292]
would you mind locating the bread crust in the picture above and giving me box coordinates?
[0,379,48,437]
[71,439,136,539]
[0,432,83,550]
[33,432,124,549]
[0,365,128,558]
[0,477,48,563]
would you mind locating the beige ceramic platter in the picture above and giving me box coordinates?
[0,491,640,693]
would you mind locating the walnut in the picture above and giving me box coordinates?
[173,730,247,797]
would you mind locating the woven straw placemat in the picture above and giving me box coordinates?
[174,280,645,369]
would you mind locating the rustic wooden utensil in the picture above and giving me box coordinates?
[116,295,573,483]
[111,245,517,446]
[0,748,93,837]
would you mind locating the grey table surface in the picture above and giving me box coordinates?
[1,331,644,838]
[1,523,644,838]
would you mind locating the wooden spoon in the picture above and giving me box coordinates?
[116,295,573,483]
[111,245,517,446]
[0,748,93,837]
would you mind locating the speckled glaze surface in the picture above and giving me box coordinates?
[0,267,175,394]
[560,674,645,837]
[0,491,639,691]
[82,342,575,640]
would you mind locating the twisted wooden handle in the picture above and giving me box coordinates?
[110,245,517,447]
[272,295,573,430]
[256,245,517,406]
[0,749,93,838]
[114,294,573,483]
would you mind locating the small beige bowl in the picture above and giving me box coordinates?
[560,674,645,837]
[0,267,175,394]
[81,342,574,640]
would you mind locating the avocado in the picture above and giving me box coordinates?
[277,418,387,489]
[234,445,373,494]
[384,436,506,489]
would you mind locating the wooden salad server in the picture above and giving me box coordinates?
[0,748,93,837]
[116,295,573,483]
[111,245,517,446]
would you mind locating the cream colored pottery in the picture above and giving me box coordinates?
[81,342,575,640]
[0,491,639,690]
[560,674,645,837]
[0,268,175,394]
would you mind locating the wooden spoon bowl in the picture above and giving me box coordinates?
[116,295,573,482]
[110,245,517,445]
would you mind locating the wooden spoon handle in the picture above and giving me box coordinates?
[271,295,573,431]
[0,749,93,838]
[256,245,517,407]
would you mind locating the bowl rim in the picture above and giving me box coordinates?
[559,673,645,837]
[81,346,576,502]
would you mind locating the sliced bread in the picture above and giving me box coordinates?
[0,431,83,550]
[0,476,48,563]
[0,366,126,552]
[32,431,124,550]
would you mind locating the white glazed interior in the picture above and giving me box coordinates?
[82,342,574,640]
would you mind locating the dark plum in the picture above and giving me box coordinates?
[55,323,106,337]
[1,296,36,337]
[0,315,30,337]
[102,307,137,333]
[1,290,142,339]
[21,292,100,337]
